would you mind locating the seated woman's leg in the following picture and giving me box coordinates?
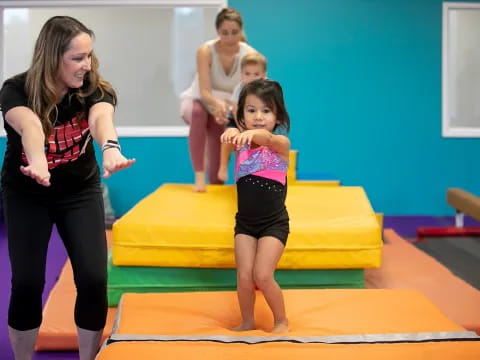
[206,117,225,185]
[188,100,209,191]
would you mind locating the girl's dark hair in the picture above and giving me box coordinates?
[236,79,290,132]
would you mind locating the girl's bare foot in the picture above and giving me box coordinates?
[271,320,289,333]
[230,322,255,332]
[194,171,206,192]
[217,167,228,182]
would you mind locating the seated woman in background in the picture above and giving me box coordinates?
[180,7,257,192]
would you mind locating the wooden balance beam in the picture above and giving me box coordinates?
[417,188,480,240]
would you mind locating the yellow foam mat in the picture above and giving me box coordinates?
[112,184,382,269]
[287,150,297,183]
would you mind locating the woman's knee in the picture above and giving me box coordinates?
[75,270,106,295]
[74,286,107,330]
[11,278,44,299]
[191,100,208,122]
[9,277,44,329]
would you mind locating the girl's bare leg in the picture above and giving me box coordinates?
[254,236,289,333]
[231,234,257,331]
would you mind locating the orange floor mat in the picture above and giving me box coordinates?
[100,289,480,359]
[111,289,465,336]
[35,231,117,351]
[96,340,480,360]
[366,229,480,334]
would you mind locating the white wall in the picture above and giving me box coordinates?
[2,6,218,127]
[454,9,480,127]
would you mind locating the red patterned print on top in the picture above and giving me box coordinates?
[21,116,91,169]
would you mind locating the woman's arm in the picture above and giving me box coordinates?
[197,44,227,120]
[232,129,290,161]
[88,102,117,145]
[88,102,135,178]
[4,106,50,186]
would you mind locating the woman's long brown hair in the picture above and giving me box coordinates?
[25,16,117,136]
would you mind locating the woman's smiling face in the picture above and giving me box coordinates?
[57,32,92,95]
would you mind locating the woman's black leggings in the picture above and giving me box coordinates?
[3,185,107,331]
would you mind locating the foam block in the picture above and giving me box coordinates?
[112,184,382,269]
[107,251,364,306]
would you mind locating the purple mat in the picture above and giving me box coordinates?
[383,215,480,239]
[0,223,75,359]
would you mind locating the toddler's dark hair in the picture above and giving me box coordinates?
[236,79,290,132]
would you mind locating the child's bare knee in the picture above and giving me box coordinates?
[253,269,274,289]
[237,271,254,288]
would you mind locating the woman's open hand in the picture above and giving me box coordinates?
[102,148,135,178]
[20,162,51,187]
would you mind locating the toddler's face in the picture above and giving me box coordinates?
[243,94,278,132]
[241,64,266,85]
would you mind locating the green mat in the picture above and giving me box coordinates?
[107,253,364,306]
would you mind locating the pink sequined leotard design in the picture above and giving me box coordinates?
[235,145,288,184]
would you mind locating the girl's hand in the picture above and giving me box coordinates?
[20,162,51,187]
[102,148,136,178]
[232,129,260,149]
[220,127,240,143]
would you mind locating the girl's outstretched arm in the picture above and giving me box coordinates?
[220,127,240,144]
[233,129,290,160]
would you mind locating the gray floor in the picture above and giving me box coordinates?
[415,236,480,290]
